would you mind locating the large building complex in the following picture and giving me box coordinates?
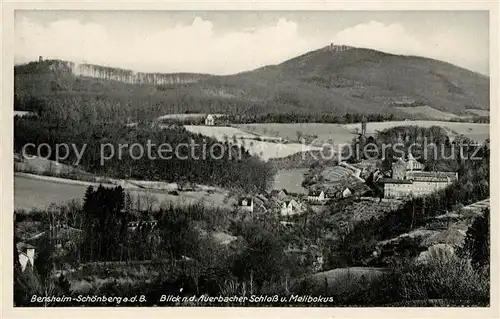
[379,154,458,199]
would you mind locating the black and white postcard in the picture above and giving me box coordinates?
[1,1,498,318]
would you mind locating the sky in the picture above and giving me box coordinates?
[15,11,489,75]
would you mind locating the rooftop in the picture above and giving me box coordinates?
[407,171,457,179]
[238,197,253,206]
[16,242,35,251]
[378,178,413,184]
[308,190,324,196]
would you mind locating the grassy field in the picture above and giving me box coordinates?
[184,125,259,140]
[272,168,309,194]
[392,106,469,121]
[184,125,321,161]
[343,121,490,142]
[15,155,86,176]
[185,121,489,160]
[14,173,235,212]
[236,123,356,145]
[465,109,490,117]
[296,267,389,296]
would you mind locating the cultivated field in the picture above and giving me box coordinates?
[184,125,321,161]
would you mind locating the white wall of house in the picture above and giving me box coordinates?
[384,180,454,199]
[19,253,29,271]
[239,199,253,212]
[308,191,326,202]
[18,249,35,272]
[280,202,292,215]
[205,114,215,126]
[280,199,302,216]
[342,188,352,198]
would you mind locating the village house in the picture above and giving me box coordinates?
[307,190,328,204]
[271,189,289,200]
[321,186,348,200]
[279,199,303,217]
[17,242,35,272]
[237,197,254,213]
[204,114,215,126]
[319,179,371,201]
[378,153,458,199]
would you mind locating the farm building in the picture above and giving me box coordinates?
[379,153,458,199]
[237,197,254,213]
[17,242,35,272]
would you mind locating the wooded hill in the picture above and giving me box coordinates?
[14,45,489,122]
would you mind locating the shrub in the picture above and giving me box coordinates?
[386,256,489,305]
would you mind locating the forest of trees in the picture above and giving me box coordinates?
[157,112,398,126]
[226,112,396,125]
[14,115,275,192]
[14,178,490,306]
[14,184,321,306]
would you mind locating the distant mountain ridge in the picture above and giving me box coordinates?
[14,45,489,120]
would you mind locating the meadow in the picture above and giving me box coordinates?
[184,125,321,161]
[392,106,468,121]
[342,121,490,142]
[272,168,309,194]
[185,120,489,161]
[236,121,489,145]
[14,173,235,212]
[236,123,356,145]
